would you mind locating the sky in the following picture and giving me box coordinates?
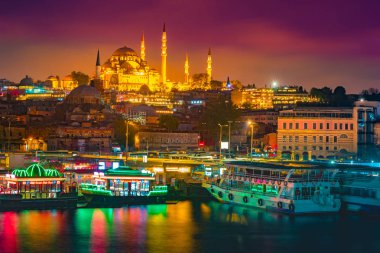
[1,0,380,93]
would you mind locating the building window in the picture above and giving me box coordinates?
[304,136,307,142]
[326,146,329,151]
[326,123,330,130]
[313,136,316,142]
[313,123,316,129]
[296,123,299,129]
[326,136,329,142]
[295,146,299,150]
[303,146,307,151]
[289,123,293,129]
[340,123,343,130]
[350,124,353,130]
[295,136,299,142]
[334,123,337,130]
[320,123,323,129]
[319,136,323,142]
[334,146,338,150]
[283,122,286,129]
[289,146,292,150]
[334,136,337,142]
[319,146,323,150]
[282,146,286,150]
[312,146,316,150]
[304,123,307,129]
[289,136,293,142]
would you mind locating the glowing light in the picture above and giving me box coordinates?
[272,81,277,87]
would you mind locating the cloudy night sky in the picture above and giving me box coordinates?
[1,0,380,92]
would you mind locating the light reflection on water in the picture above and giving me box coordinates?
[0,201,379,253]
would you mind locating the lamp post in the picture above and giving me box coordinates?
[228,121,232,157]
[248,121,254,160]
[218,123,228,160]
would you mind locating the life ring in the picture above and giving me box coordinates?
[289,203,295,212]
[218,191,223,198]
[277,202,283,209]
[228,193,234,201]
[258,199,264,206]
[243,196,248,203]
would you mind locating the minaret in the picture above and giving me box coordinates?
[96,49,101,79]
[226,76,231,89]
[207,48,212,84]
[161,23,167,84]
[141,32,146,61]
[184,53,189,84]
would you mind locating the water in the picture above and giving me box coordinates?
[0,200,379,253]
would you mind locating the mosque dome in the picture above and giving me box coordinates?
[26,163,46,177]
[65,84,101,105]
[20,75,34,86]
[112,46,138,57]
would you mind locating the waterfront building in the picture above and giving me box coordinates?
[136,132,199,151]
[232,86,318,110]
[277,106,375,160]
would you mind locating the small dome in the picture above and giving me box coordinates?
[65,85,101,105]
[112,46,137,57]
[20,75,34,86]
[12,168,28,177]
[45,168,62,177]
[26,163,46,177]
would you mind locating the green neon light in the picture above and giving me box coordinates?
[11,164,62,178]
[148,185,168,196]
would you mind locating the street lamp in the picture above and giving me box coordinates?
[228,121,232,157]
[248,121,254,160]
[218,123,228,160]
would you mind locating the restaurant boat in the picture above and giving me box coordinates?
[79,167,170,207]
[338,168,380,212]
[0,163,77,210]
[202,161,341,214]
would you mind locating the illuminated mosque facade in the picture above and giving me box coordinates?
[96,24,213,92]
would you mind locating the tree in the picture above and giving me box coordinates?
[71,71,89,85]
[332,86,349,106]
[231,80,242,89]
[159,115,179,132]
[200,97,241,148]
[192,73,208,89]
[210,80,223,90]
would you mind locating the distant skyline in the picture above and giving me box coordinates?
[1,0,380,92]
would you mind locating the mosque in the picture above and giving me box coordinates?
[96,24,213,92]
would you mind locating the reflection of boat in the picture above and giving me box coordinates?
[80,167,171,207]
[0,163,77,211]
[338,169,380,212]
[203,161,341,214]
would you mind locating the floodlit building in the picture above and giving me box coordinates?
[277,106,375,161]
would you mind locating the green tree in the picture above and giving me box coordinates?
[210,80,223,90]
[200,98,241,147]
[71,71,90,85]
[159,115,179,132]
[113,118,137,150]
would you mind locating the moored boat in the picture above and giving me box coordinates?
[79,167,171,207]
[0,163,77,210]
[338,169,380,213]
[203,161,341,214]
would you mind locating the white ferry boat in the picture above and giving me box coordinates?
[203,162,341,214]
[339,169,380,212]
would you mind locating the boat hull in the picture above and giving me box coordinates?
[0,196,77,211]
[82,194,168,208]
[341,196,380,213]
[203,183,340,214]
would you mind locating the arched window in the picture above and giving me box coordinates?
[340,134,348,139]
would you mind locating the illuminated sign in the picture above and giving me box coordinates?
[221,141,229,150]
